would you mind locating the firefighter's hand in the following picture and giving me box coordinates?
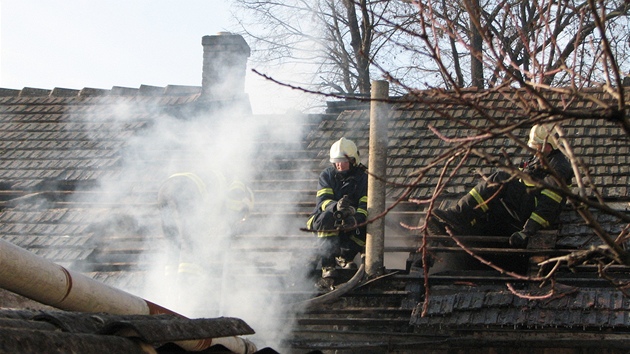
[336,195,355,215]
[342,216,357,229]
[509,231,530,248]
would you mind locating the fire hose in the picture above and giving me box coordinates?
[291,255,400,308]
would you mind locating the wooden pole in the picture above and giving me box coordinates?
[366,80,389,277]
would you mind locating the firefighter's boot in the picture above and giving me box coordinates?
[316,266,337,291]
[321,266,338,278]
[406,251,435,272]
[336,256,357,269]
[426,216,447,236]
[431,208,470,235]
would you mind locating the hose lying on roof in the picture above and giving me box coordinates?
[292,255,402,308]
[295,262,366,308]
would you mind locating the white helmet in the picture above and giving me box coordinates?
[528,124,559,150]
[329,137,359,165]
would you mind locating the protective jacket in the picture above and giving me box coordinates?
[306,165,368,246]
[517,148,573,233]
[449,148,572,236]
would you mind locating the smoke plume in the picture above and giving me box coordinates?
[66,97,317,349]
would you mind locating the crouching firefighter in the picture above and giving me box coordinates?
[306,137,368,290]
[157,171,254,313]
[427,124,573,248]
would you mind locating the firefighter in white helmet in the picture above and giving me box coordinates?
[427,124,572,250]
[306,137,368,291]
[157,170,254,308]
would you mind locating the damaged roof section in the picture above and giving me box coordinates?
[0,309,254,354]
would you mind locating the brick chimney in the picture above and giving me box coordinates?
[201,33,251,103]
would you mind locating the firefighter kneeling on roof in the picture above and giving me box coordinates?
[306,137,368,291]
[157,171,254,314]
[427,124,573,248]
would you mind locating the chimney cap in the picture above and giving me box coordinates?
[202,33,248,45]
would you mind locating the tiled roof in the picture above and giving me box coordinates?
[412,287,630,329]
[0,85,326,304]
[309,88,630,201]
[277,87,630,350]
[306,87,630,252]
[0,83,629,351]
[0,85,627,275]
[0,88,200,191]
[0,87,207,277]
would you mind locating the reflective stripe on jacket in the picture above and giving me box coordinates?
[306,165,368,239]
[521,149,573,233]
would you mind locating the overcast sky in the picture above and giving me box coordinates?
[0,0,305,114]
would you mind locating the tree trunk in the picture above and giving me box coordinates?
[470,0,484,88]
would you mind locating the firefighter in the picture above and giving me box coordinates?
[306,137,368,290]
[157,171,254,309]
[427,124,573,248]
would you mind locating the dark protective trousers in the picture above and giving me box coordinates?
[450,171,536,236]
[315,228,365,270]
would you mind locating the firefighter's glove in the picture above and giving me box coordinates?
[509,231,530,248]
[341,216,358,230]
[336,195,355,216]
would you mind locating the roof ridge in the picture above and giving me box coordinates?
[0,85,202,98]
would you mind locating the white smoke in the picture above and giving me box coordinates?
[67,96,318,349]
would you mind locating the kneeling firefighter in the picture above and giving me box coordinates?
[428,124,573,247]
[306,137,368,290]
